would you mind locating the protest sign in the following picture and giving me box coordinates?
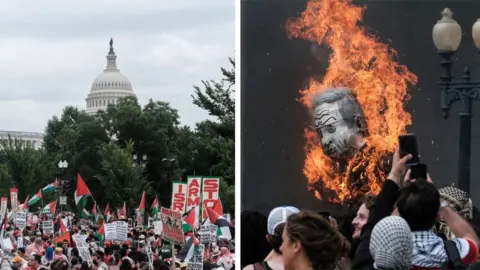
[42,220,54,234]
[161,207,184,245]
[72,235,88,248]
[78,247,91,262]
[153,221,163,235]
[186,177,201,220]
[171,182,187,213]
[114,221,128,241]
[104,222,128,241]
[16,237,23,249]
[192,244,205,263]
[104,223,116,241]
[10,188,18,210]
[187,262,203,270]
[0,197,7,216]
[201,178,219,219]
[15,212,26,229]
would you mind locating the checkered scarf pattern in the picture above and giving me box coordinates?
[438,186,473,239]
[369,216,413,269]
[411,230,448,267]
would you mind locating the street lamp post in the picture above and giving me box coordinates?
[132,154,148,167]
[57,160,68,212]
[162,157,177,194]
[432,8,480,193]
[133,154,148,226]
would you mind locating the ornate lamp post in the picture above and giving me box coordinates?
[432,8,480,193]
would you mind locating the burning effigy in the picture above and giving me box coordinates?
[286,0,418,202]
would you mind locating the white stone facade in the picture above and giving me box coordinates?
[85,39,136,116]
[0,130,44,150]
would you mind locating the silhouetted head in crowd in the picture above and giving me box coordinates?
[281,210,350,270]
[351,194,375,239]
[240,210,270,268]
[397,180,440,231]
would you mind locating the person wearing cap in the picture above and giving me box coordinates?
[243,206,300,270]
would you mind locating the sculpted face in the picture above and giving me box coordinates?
[313,90,366,159]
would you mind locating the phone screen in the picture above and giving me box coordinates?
[399,134,419,165]
[410,163,427,180]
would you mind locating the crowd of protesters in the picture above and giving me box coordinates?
[241,147,480,270]
[0,216,234,270]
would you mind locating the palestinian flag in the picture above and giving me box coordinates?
[43,200,57,214]
[176,235,199,262]
[182,207,196,233]
[213,199,223,216]
[91,203,98,223]
[104,203,111,222]
[22,195,29,212]
[82,209,90,218]
[42,179,59,193]
[97,222,105,247]
[151,196,159,220]
[139,191,146,215]
[53,231,71,245]
[75,174,91,218]
[59,218,67,233]
[206,207,233,240]
[28,190,42,206]
[120,202,126,218]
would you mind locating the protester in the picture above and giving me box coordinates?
[280,210,350,270]
[369,216,413,270]
[240,211,270,268]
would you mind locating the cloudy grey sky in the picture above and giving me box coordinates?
[0,1,234,133]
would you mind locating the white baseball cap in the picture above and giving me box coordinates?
[267,206,300,235]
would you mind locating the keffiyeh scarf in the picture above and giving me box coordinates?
[438,186,473,239]
[411,230,448,268]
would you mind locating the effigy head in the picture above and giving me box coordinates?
[312,87,367,159]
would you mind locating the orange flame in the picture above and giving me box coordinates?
[286,0,418,202]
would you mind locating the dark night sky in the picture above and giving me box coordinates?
[241,0,480,215]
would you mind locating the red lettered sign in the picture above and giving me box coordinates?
[170,182,187,213]
[201,178,220,219]
[186,177,202,219]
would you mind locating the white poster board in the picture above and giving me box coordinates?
[77,247,91,262]
[15,212,26,229]
[72,235,88,248]
[153,221,163,235]
[42,220,54,234]
[104,223,116,241]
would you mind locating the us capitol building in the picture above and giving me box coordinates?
[0,38,136,149]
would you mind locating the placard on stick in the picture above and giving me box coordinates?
[161,207,184,245]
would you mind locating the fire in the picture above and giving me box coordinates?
[286,0,418,202]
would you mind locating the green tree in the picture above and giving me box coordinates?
[95,142,149,215]
[0,138,54,200]
[180,57,235,214]
[43,106,109,207]
[98,96,182,207]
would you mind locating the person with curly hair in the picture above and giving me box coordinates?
[280,210,350,270]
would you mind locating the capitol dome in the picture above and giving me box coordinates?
[85,38,136,115]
